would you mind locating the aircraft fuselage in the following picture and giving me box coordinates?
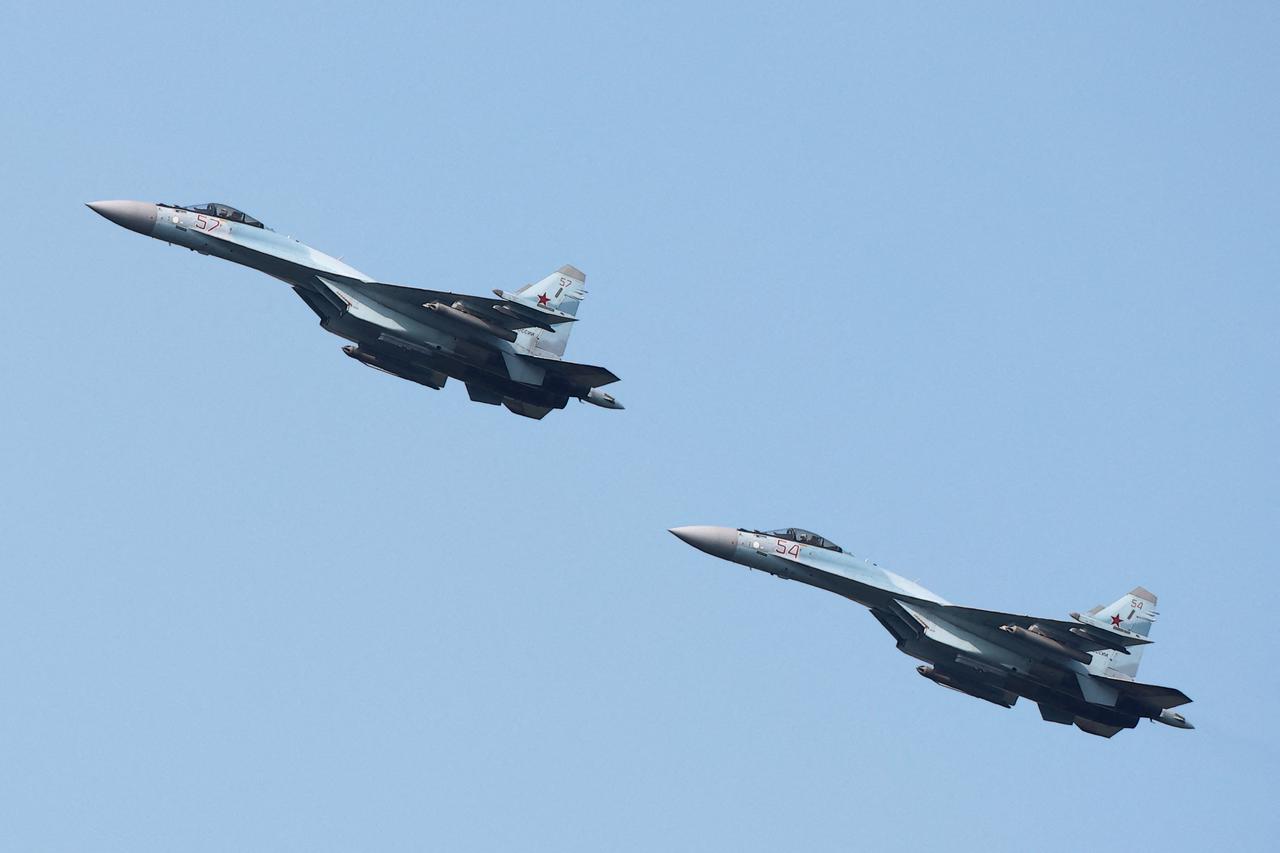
[88,200,623,418]
[670,525,1192,736]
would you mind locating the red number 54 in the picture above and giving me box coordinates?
[775,541,800,557]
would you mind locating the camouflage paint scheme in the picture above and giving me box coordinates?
[671,525,1193,737]
[88,200,622,419]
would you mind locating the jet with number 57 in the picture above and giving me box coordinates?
[88,199,623,419]
[670,525,1193,737]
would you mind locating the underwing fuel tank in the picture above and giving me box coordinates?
[916,665,1017,708]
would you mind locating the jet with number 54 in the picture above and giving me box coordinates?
[670,525,1193,737]
[88,200,623,419]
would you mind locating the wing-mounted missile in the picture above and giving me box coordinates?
[423,301,519,343]
[999,624,1094,665]
[415,292,578,336]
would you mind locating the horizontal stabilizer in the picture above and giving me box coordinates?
[1095,676,1191,710]
[526,355,620,389]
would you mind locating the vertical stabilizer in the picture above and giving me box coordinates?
[1087,587,1158,680]
[514,265,587,358]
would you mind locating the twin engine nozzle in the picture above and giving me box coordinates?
[1155,708,1194,729]
[583,387,624,409]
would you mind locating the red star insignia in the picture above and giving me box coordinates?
[1110,613,1122,628]
[537,293,550,306]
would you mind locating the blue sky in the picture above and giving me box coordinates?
[2,2,1277,850]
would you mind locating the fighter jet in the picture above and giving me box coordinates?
[87,200,623,419]
[670,525,1193,737]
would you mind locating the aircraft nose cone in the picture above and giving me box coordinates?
[87,200,157,236]
[669,525,738,559]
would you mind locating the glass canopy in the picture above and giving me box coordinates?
[180,202,266,228]
[744,527,843,552]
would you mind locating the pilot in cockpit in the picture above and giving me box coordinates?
[758,528,843,553]
[179,202,266,229]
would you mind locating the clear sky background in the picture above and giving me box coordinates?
[2,2,1277,850]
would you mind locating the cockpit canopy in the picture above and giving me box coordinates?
[179,202,266,229]
[747,527,843,552]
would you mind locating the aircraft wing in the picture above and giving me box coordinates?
[348,281,577,332]
[919,602,1152,654]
